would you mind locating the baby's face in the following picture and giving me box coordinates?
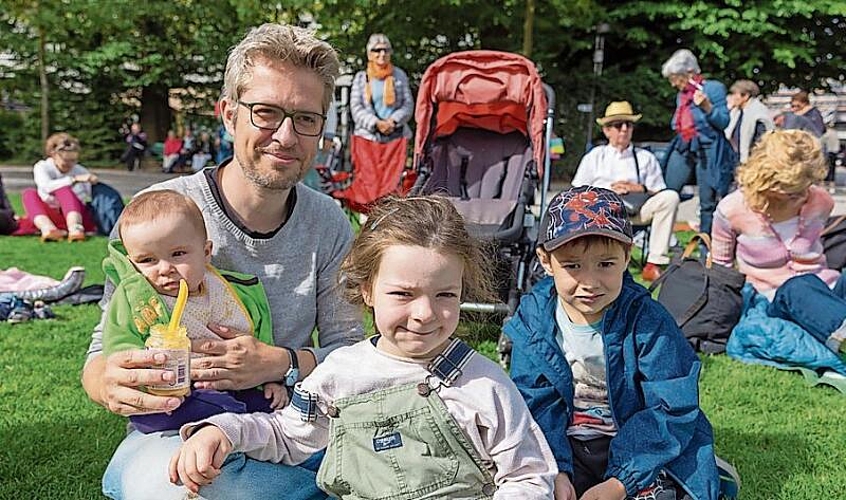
[122,213,211,297]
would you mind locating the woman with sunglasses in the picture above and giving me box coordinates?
[661,49,733,241]
[711,129,846,374]
[350,34,414,144]
[21,133,99,242]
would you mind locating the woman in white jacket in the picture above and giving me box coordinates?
[21,133,99,242]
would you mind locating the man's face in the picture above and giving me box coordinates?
[602,121,633,150]
[221,58,324,191]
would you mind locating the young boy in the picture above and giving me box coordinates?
[506,186,720,500]
[102,190,287,433]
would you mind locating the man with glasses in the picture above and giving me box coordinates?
[82,24,363,500]
[571,101,680,281]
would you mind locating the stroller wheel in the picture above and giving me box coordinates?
[496,331,513,370]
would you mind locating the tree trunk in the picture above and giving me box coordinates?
[522,0,535,58]
[37,25,49,142]
[139,84,171,144]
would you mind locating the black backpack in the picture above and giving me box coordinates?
[649,234,746,354]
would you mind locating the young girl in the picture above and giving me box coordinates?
[169,196,557,498]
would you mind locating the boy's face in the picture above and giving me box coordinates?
[537,238,630,325]
[121,213,212,297]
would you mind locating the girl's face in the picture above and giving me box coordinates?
[363,244,463,361]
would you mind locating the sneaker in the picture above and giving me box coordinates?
[32,300,56,320]
[641,262,663,282]
[7,298,33,324]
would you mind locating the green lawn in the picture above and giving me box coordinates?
[2,195,846,499]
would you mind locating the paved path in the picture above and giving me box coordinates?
[6,164,846,220]
[2,165,174,198]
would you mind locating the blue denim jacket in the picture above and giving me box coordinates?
[670,80,730,146]
[505,274,719,500]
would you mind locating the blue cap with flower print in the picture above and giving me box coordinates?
[538,186,633,252]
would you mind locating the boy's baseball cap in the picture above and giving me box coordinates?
[538,185,633,252]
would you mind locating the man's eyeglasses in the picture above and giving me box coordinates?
[238,101,325,137]
[606,121,633,130]
[370,48,390,54]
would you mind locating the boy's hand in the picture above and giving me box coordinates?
[579,478,626,500]
[264,382,290,409]
[169,425,232,494]
[554,472,577,500]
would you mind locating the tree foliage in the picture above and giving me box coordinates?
[0,0,843,170]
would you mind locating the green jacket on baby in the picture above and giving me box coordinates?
[101,239,273,355]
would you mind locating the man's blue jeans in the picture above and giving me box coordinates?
[102,429,327,500]
[767,273,846,353]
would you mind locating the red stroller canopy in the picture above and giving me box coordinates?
[413,50,549,177]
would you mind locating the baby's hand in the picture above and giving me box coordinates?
[265,383,290,409]
[168,425,231,494]
[554,472,576,500]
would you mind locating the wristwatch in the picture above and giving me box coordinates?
[282,347,300,387]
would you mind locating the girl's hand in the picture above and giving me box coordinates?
[579,478,626,500]
[554,472,577,500]
[168,425,232,494]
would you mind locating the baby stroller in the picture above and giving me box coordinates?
[410,50,555,367]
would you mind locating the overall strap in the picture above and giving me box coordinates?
[427,338,474,387]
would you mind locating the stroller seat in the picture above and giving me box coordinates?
[423,128,534,241]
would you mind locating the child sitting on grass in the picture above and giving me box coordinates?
[169,196,557,499]
[506,186,720,500]
[102,189,287,433]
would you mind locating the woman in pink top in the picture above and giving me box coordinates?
[712,129,846,356]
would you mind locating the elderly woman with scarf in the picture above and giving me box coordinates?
[350,34,414,143]
[661,49,734,239]
[344,34,414,211]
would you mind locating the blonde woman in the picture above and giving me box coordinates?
[711,129,846,367]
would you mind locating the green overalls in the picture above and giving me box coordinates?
[310,339,498,499]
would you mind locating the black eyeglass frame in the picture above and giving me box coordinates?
[238,101,326,137]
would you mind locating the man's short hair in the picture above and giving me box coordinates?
[222,23,340,114]
[730,80,760,97]
[791,90,811,106]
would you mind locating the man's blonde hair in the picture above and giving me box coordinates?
[737,129,827,212]
[221,23,340,114]
[118,190,207,241]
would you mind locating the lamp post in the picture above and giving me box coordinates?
[585,22,610,151]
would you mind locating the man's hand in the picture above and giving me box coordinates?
[169,425,232,494]
[610,181,645,195]
[579,478,626,500]
[554,472,577,500]
[99,350,183,416]
[191,324,273,391]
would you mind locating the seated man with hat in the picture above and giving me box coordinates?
[572,101,680,281]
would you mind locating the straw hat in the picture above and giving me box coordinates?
[596,101,642,126]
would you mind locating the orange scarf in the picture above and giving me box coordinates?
[364,62,395,107]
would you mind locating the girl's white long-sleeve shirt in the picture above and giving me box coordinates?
[182,338,557,499]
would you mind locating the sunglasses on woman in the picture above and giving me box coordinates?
[370,48,390,54]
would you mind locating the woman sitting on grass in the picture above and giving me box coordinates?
[712,129,846,378]
[21,133,99,242]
